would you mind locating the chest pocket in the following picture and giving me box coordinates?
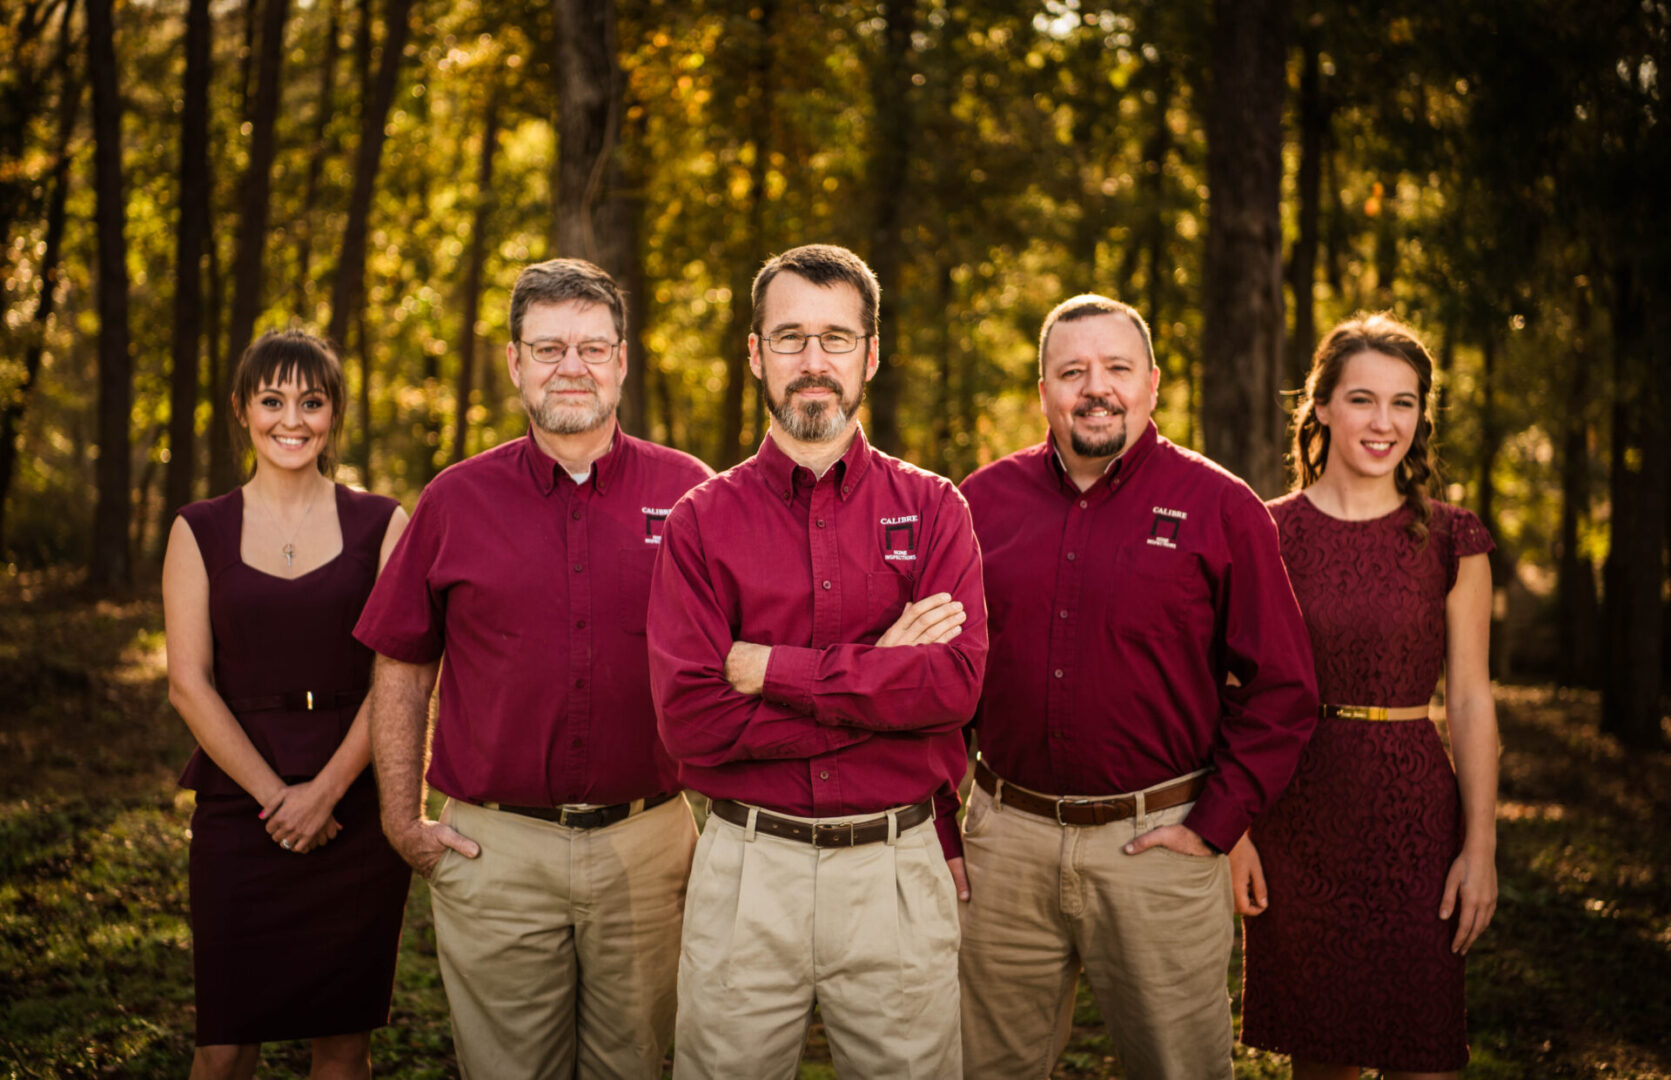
[865,571,913,643]
[1109,546,1214,639]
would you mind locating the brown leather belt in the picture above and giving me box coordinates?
[225,689,363,713]
[482,791,679,830]
[1320,703,1430,722]
[974,758,1207,827]
[708,798,933,848]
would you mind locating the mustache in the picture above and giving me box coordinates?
[785,375,843,396]
[543,376,597,394]
[1073,397,1123,418]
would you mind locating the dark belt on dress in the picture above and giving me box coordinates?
[480,791,679,830]
[1319,703,1430,722]
[708,798,933,848]
[224,689,363,713]
[974,757,1207,827]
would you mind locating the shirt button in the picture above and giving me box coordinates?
[576,619,587,629]
[819,771,830,780]
[1054,668,1064,678]
[842,485,850,495]
[574,677,586,688]
[571,737,583,748]
[822,580,832,590]
[573,563,584,572]
[571,508,582,520]
[1079,500,1088,509]
[816,519,825,528]
[1065,552,1076,561]
[1058,609,1069,619]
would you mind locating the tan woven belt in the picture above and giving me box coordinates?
[1320,703,1431,722]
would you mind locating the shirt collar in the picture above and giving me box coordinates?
[1043,420,1159,495]
[519,424,626,496]
[756,424,874,503]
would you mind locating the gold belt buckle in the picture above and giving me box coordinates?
[305,691,315,711]
[1336,705,1388,721]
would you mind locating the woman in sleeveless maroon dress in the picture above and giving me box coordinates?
[1233,313,1499,1078]
[163,330,411,1079]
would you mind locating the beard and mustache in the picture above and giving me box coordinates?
[523,375,618,435]
[1069,395,1128,459]
[766,373,864,444]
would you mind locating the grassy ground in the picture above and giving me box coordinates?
[2,569,1667,1078]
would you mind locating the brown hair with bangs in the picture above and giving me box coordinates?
[1291,311,1440,546]
[229,329,346,477]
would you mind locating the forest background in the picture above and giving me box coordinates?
[1,0,1669,1076]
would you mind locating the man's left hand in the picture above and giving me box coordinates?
[946,856,970,902]
[723,641,771,696]
[1123,823,1214,857]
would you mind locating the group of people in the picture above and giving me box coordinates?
[163,242,1500,1080]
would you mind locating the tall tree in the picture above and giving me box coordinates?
[292,0,344,316]
[1287,21,1327,390]
[327,0,416,476]
[865,0,915,457]
[451,88,500,465]
[552,0,627,275]
[165,0,213,522]
[0,0,78,552]
[1200,0,1288,497]
[86,0,132,588]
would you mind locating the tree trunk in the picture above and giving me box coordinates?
[1143,58,1173,373]
[552,0,623,266]
[1288,30,1325,390]
[1477,331,1508,588]
[292,0,342,316]
[165,0,212,523]
[451,90,499,466]
[1556,283,1598,687]
[613,98,648,437]
[1200,0,1288,497]
[327,0,416,476]
[0,1,79,553]
[721,0,775,466]
[1373,172,1399,306]
[1602,262,1670,749]
[87,0,133,588]
[865,0,914,458]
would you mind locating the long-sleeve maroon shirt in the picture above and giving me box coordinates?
[354,429,713,806]
[960,423,1317,852]
[648,428,988,857]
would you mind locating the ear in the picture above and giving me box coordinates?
[1148,359,1160,405]
[231,394,247,428]
[863,334,880,383]
[506,341,523,390]
[748,334,763,380]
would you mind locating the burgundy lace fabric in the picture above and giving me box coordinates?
[1240,493,1494,1072]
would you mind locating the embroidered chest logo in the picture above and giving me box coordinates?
[881,514,919,562]
[642,507,671,545]
[1147,506,1187,549]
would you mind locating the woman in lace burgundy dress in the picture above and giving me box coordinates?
[1233,313,1499,1079]
[163,330,410,1080]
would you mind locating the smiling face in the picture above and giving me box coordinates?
[1039,312,1159,471]
[239,377,334,474]
[749,272,878,445]
[507,299,625,436]
[1313,349,1422,482]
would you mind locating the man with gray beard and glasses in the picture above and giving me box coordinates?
[357,259,713,1079]
[648,244,986,1079]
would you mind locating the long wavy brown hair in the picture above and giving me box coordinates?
[1290,312,1440,546]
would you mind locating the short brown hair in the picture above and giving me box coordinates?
[510,258,627,342]
[1037,294,1155,377]
[229,329,346,477]
[750,244,881,339]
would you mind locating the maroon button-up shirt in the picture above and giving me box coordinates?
[960,423,1317,852]
[354,429,713,806]
[648,428,987,857]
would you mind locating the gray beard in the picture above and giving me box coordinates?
[767,375,862,443]
[526,382,615,435]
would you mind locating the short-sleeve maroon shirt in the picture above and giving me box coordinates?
[354,428,713,806]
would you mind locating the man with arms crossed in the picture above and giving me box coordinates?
[648,244,985,1079]
[355,259,713,1079]
[958,294,1318,1080]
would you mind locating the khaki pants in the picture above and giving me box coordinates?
[958,780,1233,1080]
[673,806,962,1080]
[428,794,697,1080]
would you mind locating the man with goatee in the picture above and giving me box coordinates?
[648,244,986,1079]
[356,259,712,1079]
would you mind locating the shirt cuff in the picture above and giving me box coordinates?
[934,810,964,860]
[761,644,819,717]
[1181,791,1245,856]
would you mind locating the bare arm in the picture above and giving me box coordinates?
[1440,552,1499,953]
[367,651,478,876]
[163,516,289,810]
[261,507,412,852]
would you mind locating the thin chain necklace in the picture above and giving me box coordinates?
[253,483,326,568]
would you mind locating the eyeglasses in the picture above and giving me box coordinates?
[519,339,621,365]
[763,331,870,355]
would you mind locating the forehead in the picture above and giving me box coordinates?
[521,299,616,337]
[1042,313,1146,372]
[1337,349,1420,394]
[759,273,864,331]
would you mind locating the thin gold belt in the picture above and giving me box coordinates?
[1320,703,1430,722]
